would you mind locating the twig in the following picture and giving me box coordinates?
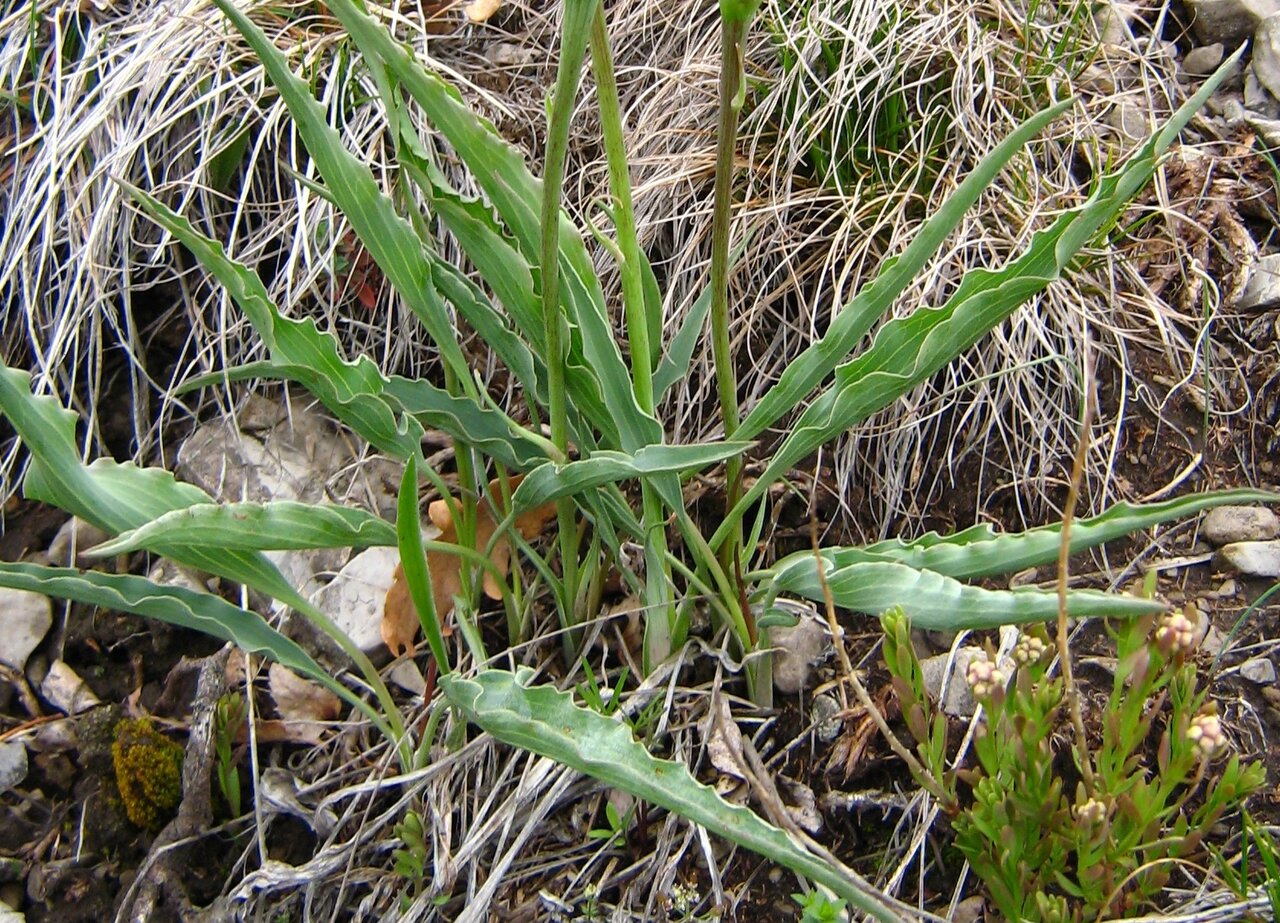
[809,516,952,805]
[1058,337,1097,795]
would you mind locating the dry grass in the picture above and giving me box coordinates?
[1,0,1271,918]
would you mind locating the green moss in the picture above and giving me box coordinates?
[112,718,184,830]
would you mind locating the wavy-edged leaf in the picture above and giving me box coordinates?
[119,185,424,461]
[512,442,752,511]
[382,375,549,470]
[87,501,397,558]
[0,365,305,608]
[722,52,1241,538]
[208,0,475,395]
[318,0,662,451]
[769,489,1280,584]
[0,562,385,729]
[441,669,902,922]
[738,99,1073,439]
[767,560,1163,629]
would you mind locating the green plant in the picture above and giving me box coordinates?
[213,691,246,819]
[112,717,186,830]
[793,889,847,922]
[392,809,428,911]
[587,799,633,850]
[1217,811,1280,918]
[881,602,1266,921]
[0,0,1269,915]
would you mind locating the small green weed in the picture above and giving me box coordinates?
[882,602,1266,921]
[213,690,246,819]
[792,889,847,922]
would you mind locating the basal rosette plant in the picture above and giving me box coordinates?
[0,0,1271,914]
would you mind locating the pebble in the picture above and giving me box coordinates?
[1241,657,1277,683]
[46,517,112,568]
[1201,505,1280,545]
[39,661,100,716]
[1184,0,1279,46]
[810,693,843,742]
[1245,65,1280,119]
[1238,253,1280,311]
[312,547,401,656]
[1107,99,1150,140]
[770,617,831,695]
[1218,578,1238,597]
[1254,14,1280,99]
[1184,42,1226,76]
[921,647,1001,718]
[1217,540,1280,577]
[0,588,52,672]
[388,660,426,696]
[0,742,28,796]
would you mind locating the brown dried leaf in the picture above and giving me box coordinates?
[464,0,501,23]
[382,475,556,656]
[268,663,340,724]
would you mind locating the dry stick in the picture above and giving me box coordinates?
[1058,338,1097,795]
[810,516,951,805]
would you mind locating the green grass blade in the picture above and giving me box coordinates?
[208,0,475,394]
[737,98,1073,440]
[441,669,903,922]
[770,489,1280,581]
[0,562,389,735]
[119,184,424,460]
[86,501,397,558]
[767,560,1163,629]
[396,457,451,674]
[511,442,752,511]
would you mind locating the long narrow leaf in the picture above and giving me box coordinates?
[769,488,1280,583]
[0,562,386,732]
[721,51,1242,540]
[738,99,1072,439]
[767,560,1163,629]
[120,184,425,461]
[442,669,904,922]
[86,501,397,558]
[209,0,475,394]
[317,0,663,451]
[0,365,304,608]
[512,442,752,511]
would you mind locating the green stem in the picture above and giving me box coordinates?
[543,2,593,629]
[710,17,750,635]
[589,3,677,670]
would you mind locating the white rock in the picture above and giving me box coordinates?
[1241,656,1277,683]
[1238,253,1280,310]
[922,646,1001,718]
[1218,540,1280,577]
[0,742,28,795]
[46,517,112,568]
[39,661,100,715]
[1201,506,1280,545]
[1255,14,1280,98]
[1185,0,1280,46]
[313,547,401,655]
[770,616,831,694]
[0,588,52,671]
[388,660,426,696]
